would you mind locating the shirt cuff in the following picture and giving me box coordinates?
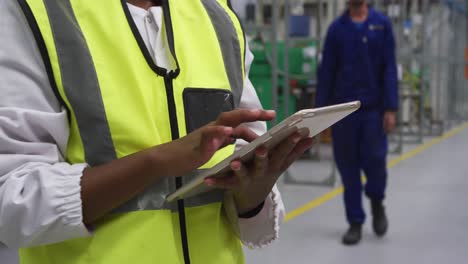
[0,163,91,248]
[29,163,91,247]
[237,185,285,249]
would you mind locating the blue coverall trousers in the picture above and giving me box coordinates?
[332,110,388,224]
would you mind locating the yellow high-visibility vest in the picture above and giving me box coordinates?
[17,0,246,263]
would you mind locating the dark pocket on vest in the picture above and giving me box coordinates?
[183,88,234,133]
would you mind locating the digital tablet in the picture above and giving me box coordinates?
[166,101,361,202]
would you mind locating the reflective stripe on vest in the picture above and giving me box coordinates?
[17,0,246,263]
[202,0,244,105]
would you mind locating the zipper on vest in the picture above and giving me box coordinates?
[164,76,191,264]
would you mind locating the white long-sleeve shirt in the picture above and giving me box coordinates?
[0,1,285,249]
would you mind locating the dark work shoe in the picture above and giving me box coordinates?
[371,201,388,237]
[342,224,362,245]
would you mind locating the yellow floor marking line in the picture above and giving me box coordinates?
[284,122,468,223]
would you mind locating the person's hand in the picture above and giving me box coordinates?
[152,109,275,178]
[204,129,314,214]
[383,111,397,134]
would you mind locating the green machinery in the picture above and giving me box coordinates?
[248,39,318,125]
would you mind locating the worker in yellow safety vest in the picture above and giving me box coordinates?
[0,0,314,263]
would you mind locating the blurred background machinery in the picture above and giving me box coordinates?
[231,0,468,186]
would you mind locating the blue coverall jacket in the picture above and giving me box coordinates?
[315,8,399,224]
[315,7,398,111]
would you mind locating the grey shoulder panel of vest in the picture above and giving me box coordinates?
[202,0,244,107]
[225,0,247,74]
[15,0,70,119]
[37,0,117,165]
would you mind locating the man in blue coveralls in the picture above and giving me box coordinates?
[315,0,398,245]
